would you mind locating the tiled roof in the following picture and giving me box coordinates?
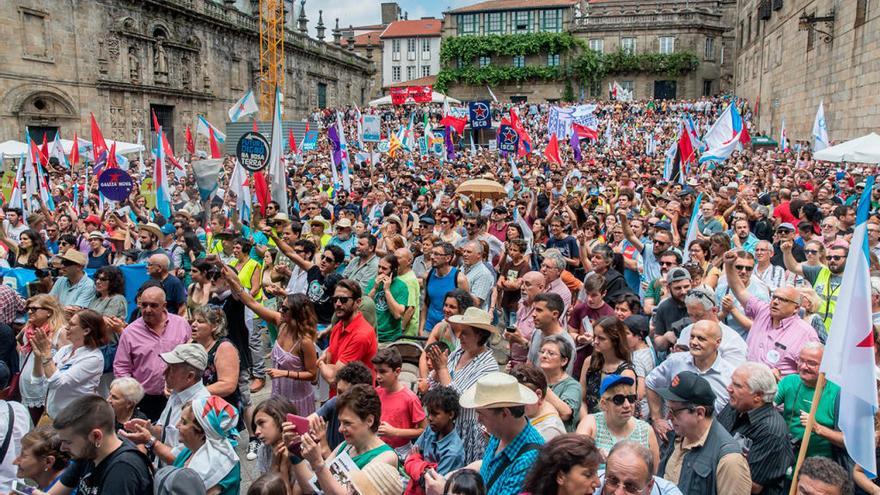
[379,19,442,38]
[387,75,437,88]
[354,31,383,47]
[448,0,577,13]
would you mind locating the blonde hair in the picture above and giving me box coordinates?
[27,294,67,331]
[797,287,821,313]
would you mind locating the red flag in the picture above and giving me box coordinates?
[739,124,752,146]
[677,128,696,164]
[252,120,259,132]
[185,125,195,155]
[106,141,118,169]
[544,134,561,165]
[208,130,222,159]
[151,109,181,169]
[70,132,80,166]
[572,123,599,141]
[305,121,310,133]
[509,108,532,157]
[288,129,298,154]
[253,171,269,215]
[440,115,467,135]
[40,134,50,165]
[90,113,108,160]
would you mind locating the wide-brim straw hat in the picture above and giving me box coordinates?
[447,307,499,334]
[138,222,164,240]
[459,371,539,409]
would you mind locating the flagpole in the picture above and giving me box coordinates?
[787,372,827,495]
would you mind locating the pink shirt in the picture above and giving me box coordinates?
[744,296,819,376]
[547,277,572,323]
[113,313,192,395]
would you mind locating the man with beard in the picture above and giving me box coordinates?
[782,240,846,333]
[134,223,169,264]
[50,395,153,495]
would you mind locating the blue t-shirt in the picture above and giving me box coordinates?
[546,235,580,266]
[159,275,187,314]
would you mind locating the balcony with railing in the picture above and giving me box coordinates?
[573,10,726,32]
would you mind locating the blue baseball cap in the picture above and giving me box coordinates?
[599,374,634,396]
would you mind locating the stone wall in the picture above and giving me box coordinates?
[0,0,374,149]
[734,0,880,141]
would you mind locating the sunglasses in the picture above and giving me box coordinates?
[804,249,819,255]
[734,264,754,272]
[321,255,337,263]
[827,255,845,261]
[658,261,676,267]
[331,295,353,304]
[610,394,638,406]
[26,306,48,312]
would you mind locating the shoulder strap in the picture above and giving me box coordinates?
[0,402,15,463]
[486,442,540,491]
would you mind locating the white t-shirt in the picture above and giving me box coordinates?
[46,345,104,418]
[0,400,32,493]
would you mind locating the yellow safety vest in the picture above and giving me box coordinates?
[813,267,840,332]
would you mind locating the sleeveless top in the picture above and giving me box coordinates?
[335,441,395,469]
[583,361,636,413]
[203,339,242,410]
[424,267,458,331]
[593,412,651,466]
[87,249,112,269]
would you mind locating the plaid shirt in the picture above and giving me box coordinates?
[0,284,24,325]
[480,421,544,495]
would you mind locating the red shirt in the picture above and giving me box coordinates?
[327,312,378,393]
[376,386,426,448]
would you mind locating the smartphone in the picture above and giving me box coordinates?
[11,480,36,495]
[286,413,310,436]
[505,326,516,333]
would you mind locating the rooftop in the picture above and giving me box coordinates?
[379,18,443,38]
[387,75,437,88]
[447,0,577,14]
[354,31,383,47]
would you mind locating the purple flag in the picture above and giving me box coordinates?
[328,125,342,165]
[444,126,456,161]
[570,131,581,162]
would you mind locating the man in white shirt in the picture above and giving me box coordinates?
[0,363,32,493]
[674,285,747,367]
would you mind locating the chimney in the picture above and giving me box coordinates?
[316,10,326,41]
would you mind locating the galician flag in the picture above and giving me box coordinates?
[820,174,877,478]
[228,89,259,123]
[267,86,288,213]
[812,100,830,152]
[50,132,70,169]
[153,124,172,218]
[779,118,789,152]
[197,115,226,143]
[681,193,704,264]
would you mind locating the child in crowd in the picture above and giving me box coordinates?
[372,347,427,458]
[422,340,450,392]
[405,386,465,486]
[310,361,374,452]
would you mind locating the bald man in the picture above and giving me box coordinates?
[146,253,187,316]
[113,286,192,420]
[394,247,421,336]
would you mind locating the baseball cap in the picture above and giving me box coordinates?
[686,286,717,307]
[623,315,650,339]
[160,343,208,371]
[84,214,102,226]
[667,267,691,284]
[777,222,795,232]
[599,374,634,396]
[656,371,716,408]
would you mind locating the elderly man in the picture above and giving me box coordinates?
[752,240,786,291]
[121,343,210,466]
[774,343,842,460]
[652,267,692,351]
[718,362,793,495]
[696,200,724,237]
[656,371,751,495]
[49,249,95,310]
[675,285,748,367]
[113,286,192,421]
[342,233,379,292]
[716,249,770,339]
[782,240,847,333]
[540,251,572,321]
[454,214,503,262]
[146,254,187,316]
[461,240,494,311]
[647,320,735,439]
[426,372,543,495]
[594,441,683,495]
[723,249,819,377]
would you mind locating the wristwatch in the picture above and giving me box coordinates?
[145,436,157,451]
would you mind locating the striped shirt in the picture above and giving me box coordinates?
[480,422,544,495]
[462,261,494,311]
[446,348,499,464]
[717,403,793,495]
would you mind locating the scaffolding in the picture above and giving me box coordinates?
[258,0,285,120]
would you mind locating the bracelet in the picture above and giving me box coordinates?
[287,370,291,378]
[41,358,52,365]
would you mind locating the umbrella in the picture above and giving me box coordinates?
[455,178,507,200]
[813,133,880,164]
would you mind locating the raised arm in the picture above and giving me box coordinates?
[217,260,283,326]
[780,241,804,277]
[722,250,753,306]
[618,211,645,253]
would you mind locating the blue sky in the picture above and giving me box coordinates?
[304,0,469,36]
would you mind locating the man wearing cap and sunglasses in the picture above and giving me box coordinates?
[49,249,95,310]
[656,371,751,495]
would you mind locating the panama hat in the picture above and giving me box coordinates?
[447,307,499,334]
[459,372,538,409]
[349,462,403,495]
[308,216,331,230]
[137,222,164,240]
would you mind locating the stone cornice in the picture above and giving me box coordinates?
[573,10,727,33]
[95,78,215,99]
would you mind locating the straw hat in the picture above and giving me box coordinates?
[447,307,499,334]
[336,217,353,229]
[138,222,164,240]
[59,249,87,267]
[349,462,403,495]
[308,216,331,231]
[459,372,538,409]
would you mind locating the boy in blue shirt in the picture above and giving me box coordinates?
[405,386,465,491]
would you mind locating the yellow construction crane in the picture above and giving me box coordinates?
[258,0,285,120]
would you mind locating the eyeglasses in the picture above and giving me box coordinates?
[610,394,638,406]
[827,255,846,261]
[771,294,799,305]
[321,255,337,263]
[604,475,646,494]
[804,249,819,255]
[27,306,48,313]
[331,296,353,304]
[734,264,754,272]
[668,405,695,416]
[658,261,676,267]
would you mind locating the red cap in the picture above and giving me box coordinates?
[84,215,101,226]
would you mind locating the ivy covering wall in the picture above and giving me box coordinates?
[434,32,701,93]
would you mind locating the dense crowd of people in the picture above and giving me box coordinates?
[0,96,877,495]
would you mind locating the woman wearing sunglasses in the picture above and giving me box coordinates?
[16,294,68,425]
[576,374,659,471]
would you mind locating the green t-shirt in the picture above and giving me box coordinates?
[366,277,410,343]
[550,376,582,432]
[398,270,422,337]
[646,278,662,304]
[774,373,840,459]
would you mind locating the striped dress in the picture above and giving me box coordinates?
[445,348,499,464]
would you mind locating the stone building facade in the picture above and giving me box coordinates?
[734,0,879,141]
[0,0,374,149]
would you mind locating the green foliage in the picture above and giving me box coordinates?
[435,65,563,93]
[439,33,580,65]
[602,50,701,77]
[562,79,575,102]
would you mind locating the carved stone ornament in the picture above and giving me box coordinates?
[107,37,120,59]
[129,46,140,82]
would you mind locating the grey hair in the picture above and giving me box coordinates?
[465,240,483,255]
[110,376,145,405]
[606,441,654,485]
[756,240,775,255]
[191,305,228,339]
[738,362,777,403]
[802,341,824,352]
[542,249,566,270]
[684,292,716,311]
[871,277,880,296]
[541,334,573,368]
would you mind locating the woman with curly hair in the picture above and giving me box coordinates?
[521,434,602,495]
[15,229,49,269]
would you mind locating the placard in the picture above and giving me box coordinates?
[235,131,271,172]
[498,125,520,152]
[301,131,319,151]
[97,168,134,202]
[469,101,492,129]
[362,115,381,142]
